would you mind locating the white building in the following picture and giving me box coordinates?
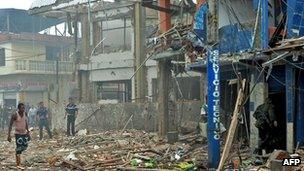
[0,32,76,107]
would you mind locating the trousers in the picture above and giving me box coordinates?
[67,115,76,136]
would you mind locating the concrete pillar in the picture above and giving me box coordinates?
[93,21,102,55]
[81,9,90,58]
[134,2,148,103]
[157,60,171,138]
[249,73,268,150]
[157,0,171,138]
[79,7,94,103]
[286,64,295,152]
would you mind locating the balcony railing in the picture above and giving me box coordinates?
[15,60,74,73]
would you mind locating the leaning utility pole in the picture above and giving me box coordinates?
[206,0,220,168]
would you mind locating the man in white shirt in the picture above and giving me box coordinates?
[28,105,37,127]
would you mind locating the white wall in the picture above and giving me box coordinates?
[102,19,132,48]
[0,41,47,74]
[11,41,46,60]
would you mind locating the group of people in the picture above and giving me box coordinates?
[6,97,78,167]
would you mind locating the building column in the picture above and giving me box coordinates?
[134,2,148,103]
[157,0,171,138]
[79,7,93,103]
[297,71,304,146]
[157,59,171,137]
[286,63,295,152]
[249,72,268,150]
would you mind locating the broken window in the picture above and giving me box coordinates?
[152,77,201,101]
[0,48,5,66]
[96,81,131,102]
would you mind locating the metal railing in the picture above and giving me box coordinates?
[15,60,74,73]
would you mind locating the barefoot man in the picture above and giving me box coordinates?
[7,103,31,167]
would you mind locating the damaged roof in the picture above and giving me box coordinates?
[30,0,57,9]
[0,9,60,33]
[29,0,130,20]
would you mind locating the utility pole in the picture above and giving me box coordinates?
[206,0,220,168]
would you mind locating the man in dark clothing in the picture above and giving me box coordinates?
[2,105,9,130]
[65,97,78,136]
[36,102,52,140]
[253,98,277,154]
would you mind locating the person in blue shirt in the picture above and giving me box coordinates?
[65,97,78,136]
[36,102,52,140]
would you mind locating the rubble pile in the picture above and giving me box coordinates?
[0,130,208,170]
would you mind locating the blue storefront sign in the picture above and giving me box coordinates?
[207,48,220,168]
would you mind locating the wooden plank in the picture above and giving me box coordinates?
[264,43,304,54]
[62,160,85,171]
[217,79,246,171]
[117,167,172,171]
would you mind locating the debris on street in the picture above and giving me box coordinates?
[0,130,209,170]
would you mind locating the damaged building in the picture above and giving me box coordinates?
[0,0,303,170]
[0,8,75,107]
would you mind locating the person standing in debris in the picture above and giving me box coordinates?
[7,103,31,167]
[253,98,277,154]
[65,97,78,136]
[2,105,10,130]
[36,102,52,140]
[28,105,37,128]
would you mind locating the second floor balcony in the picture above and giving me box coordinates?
[15,60,75,74]
[0,59,75,75]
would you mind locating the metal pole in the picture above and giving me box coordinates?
[56,57,59,104]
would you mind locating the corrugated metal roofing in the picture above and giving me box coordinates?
[30,0,57,9]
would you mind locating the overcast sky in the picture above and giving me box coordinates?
[0,0,33,10]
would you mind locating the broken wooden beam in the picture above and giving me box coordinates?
[62,160,85,171]
[217,79,246,171]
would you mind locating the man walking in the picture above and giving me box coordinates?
[7,103,31,167]
[36,102,52,140]
[65,97,78,136]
